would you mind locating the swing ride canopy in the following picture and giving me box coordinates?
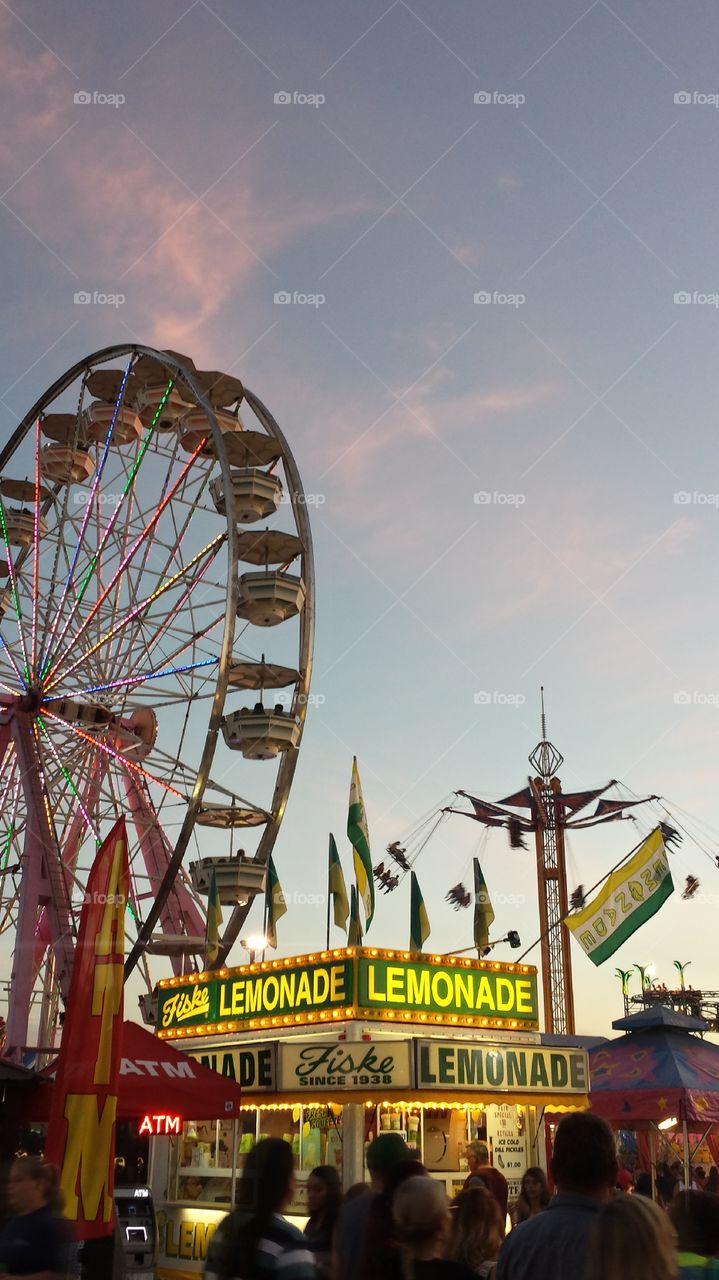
[589,1005,719,1126]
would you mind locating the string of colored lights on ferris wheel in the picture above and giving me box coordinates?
[41,390,204,684]
[30,417,41,674]
[0,777,21,872]
[37,357,135,676]
[36,717,102,846]
[44,533,223,694]
[0,498,30,687]
[96,545,225,698]
[42,546,223,703]
[42,709,185,799]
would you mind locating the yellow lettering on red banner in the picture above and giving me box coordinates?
[94,836,127,958]
[91,963,124,1085]
[61,1093,118,1223]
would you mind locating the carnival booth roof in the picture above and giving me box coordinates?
[589,1005,719,1126]
[25,1020,242,1121]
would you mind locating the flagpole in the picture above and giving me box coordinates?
[326,834,331,950]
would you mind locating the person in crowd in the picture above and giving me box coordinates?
[0,1157,75,1280]
[446,1183,503,1277]
[657,1162,679,1207]
[204,1137,318,1280]
[671,1161,686,1193]
[359,1160,426,1280]
[707,1168,719,1195]
[693,1168,707,1192]
[511,1168,550,1225]
[389,1176,476,1280]
[303,1166,341,1279]
[585,1193,678,1280]
[615,1168,634,1194]
[634,1172,654,1198]
[463,1142,509,1235]
[669,1189,719,1277]
[333,1133,410,1280]
[495,1111,617,1280]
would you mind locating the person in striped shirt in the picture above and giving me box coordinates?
[204,1139,318,1280]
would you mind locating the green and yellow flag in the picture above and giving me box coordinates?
[265,855,287,949]
[409,871,431,953]
[329,834,349,931]
[348,756,374,930]
[205,868,223,966]
[473,857,495,955]
[348,885,363,946]
[564,827,672,967]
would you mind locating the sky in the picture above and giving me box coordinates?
[2,0,719,1039]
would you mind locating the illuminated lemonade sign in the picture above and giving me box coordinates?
[157,949,538,1036]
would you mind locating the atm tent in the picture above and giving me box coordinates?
[24,1019,243,1121]
[589,1004,719,1126]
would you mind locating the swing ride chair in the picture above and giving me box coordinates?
[0,345,315,1058]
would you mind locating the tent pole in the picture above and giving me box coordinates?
[649,1125,657,1201]
[683,1117,691,1189]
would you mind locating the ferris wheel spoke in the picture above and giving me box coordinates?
[42,709,186,801]
[0,498,31,687]
[42,432,210,687]
[40,376,179,680]
[35,717,102,846]
[30,419,43,674]
[39,359,135,675]
[44,533,224,693]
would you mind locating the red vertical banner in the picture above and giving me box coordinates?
[45,817,129,1239]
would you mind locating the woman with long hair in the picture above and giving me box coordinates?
[0,1157,75,1279]
[510,1167,550,1226]
[359,1160,426,1280]
[390,1176,476,1280]
[585,1193,678,1280]
[203,1138,318,1280]
[446,1183,503,1277]
[303,1165,342,1278]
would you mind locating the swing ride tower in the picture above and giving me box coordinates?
[527,719,575,1036]
[453,691,659,1036]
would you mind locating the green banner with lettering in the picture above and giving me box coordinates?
[357,957,537,1026]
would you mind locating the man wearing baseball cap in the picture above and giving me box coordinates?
[464,1140,509,1235]
[334,1134,411,1280]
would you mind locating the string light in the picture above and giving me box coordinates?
[0,496,29,687]
[42,709,185,798]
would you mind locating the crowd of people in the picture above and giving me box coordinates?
[4,1116,719,1278]
[204,1115,719,1280]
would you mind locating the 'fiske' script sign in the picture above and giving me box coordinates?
[279,1040,412,1091]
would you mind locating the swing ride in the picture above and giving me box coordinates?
[374,691,714,1036]
[0,345,314,1057]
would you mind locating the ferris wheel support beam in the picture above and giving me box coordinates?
[6,710,75,1055]
[215,389,316,961]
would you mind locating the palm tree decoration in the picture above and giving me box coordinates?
[615,968,633,996]
[634,964,652,991]
[616,966,634,1015]
[673,960,691,991]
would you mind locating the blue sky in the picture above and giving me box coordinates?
[2,0,719,1037]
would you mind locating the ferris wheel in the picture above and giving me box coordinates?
[0,345,314,1056]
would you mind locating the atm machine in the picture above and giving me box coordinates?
[113,1185,156,1279]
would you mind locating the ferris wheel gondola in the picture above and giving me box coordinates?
[0,345,314,1054]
